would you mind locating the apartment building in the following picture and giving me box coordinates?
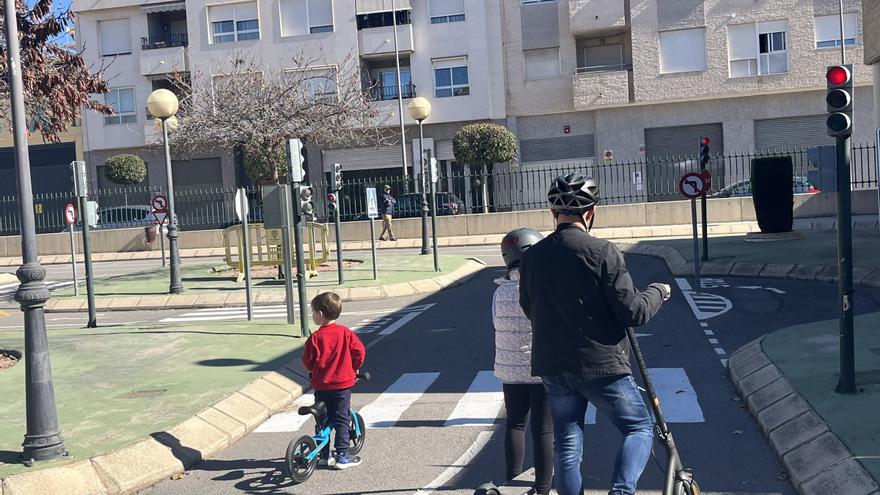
[504,0,875,170]
[865,0,880,127]
[72,0,506,191]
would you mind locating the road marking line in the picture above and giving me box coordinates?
[699,323,708,327]
[586,368,704,424]
[254,393,315,433]
[413,430,494,495]
[378,311,422,336]
[714,348,727,355]
[360,372,440,429]
[708,338,719,344]
[721,359,729,367]
[675,278,693,291]
[444,371,503,427]
[704,330,714,336]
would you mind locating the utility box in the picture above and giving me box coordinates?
[261,185,284,229]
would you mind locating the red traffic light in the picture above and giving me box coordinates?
[827,66,849,86]
[700,137,709,146]
[327,193,337,202]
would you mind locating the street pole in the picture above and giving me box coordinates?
[281,185,296,327]
[391,0,408,188]
[418,120,430,255]
[369,218,378,280]
[5,0,68,461]
[159,223,166,268]
[691,197,701,293]
[835,133,856,394]
[162,118,182,294]
[838,0,846,65]
[292,186,310,337]
[69,225,79,296]
[79,195,97,328]
[334,196,344,285]
[700,170,709,262]
[427,149,440,272]
[239,190,253,321]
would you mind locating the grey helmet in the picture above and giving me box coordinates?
[547,172,600,213]
[500,228,544,269]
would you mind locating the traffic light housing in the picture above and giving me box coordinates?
[332,163,343,192]
[296,185,314,219]
[826,65,853,137]
[288,138,306,182]
[699,137,710,168]
[327,192,338,212]
[429,158,438,183]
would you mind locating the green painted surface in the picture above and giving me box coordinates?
[54,255,469,298]
[0,321,302,477]
[638,230,880,268]
[763,312,880,481]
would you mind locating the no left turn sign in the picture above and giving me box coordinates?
[151,195,168,212]
[679,173,707,199]
[64,203,77,225]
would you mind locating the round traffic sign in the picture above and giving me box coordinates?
[64,203,77,225]
[151,195,168,212]
[679,173,706,199]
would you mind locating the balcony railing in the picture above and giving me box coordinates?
[141,33,189,50]
[575,63,633,74]
[366,83,416,101]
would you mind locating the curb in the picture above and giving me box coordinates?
[1,258,490,494]
[44,258,487,313]
[728,339,880,495]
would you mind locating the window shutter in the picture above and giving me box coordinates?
[429,0,463,17]
[727,23,757,60]
[235,2,258,21]
[815,14,858,43]
[209,4,235,23]
[281,0,308,36]
[99,19,131,56]
[658,28,706,73]
[308,0,333,27]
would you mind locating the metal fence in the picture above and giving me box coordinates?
[1,144,876,236]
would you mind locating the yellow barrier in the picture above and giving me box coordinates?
[223,223,329,282]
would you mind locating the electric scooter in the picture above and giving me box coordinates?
[474,328,700,495]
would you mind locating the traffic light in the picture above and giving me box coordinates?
[699,137,710,168]
[429,158,438,184]
[332,163,343,192]
[296,185,314,219]
[327,192,338,212]
[70,160,88,196]
[826,65,853,137]
[288,138,306,182]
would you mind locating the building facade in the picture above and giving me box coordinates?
[504,0,875,168]
[864,0,880,127]
[72,0,505,192]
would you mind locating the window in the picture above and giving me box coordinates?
[280,0,333,36]
[429,0,464,23]
[524,48,560,80]
[356,9,411,30]
[98,19,131,56]
[433,59,468,97]
[727,21,788,77]
[815,14,857,48]
[369,67,413,100]
[208,2,259,43]
[104,88,136,125]
[522,0,554,4]
[581,44,624,71]
[286,67,338,97]
[658,28,706,74]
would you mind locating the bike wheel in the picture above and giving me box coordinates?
[349,412,366,456]
[474,482,500,495]
[284,435,319,484]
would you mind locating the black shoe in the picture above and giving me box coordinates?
[390,237,397,241]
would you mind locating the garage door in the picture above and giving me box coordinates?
[519,134,595,163]
[172,158,223,189]
[0,142,77,195]
[644,123,723,159]
[753,115,833,150]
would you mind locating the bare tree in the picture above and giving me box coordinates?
[169,51,393,184]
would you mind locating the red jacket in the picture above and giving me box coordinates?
[302,323,366,391]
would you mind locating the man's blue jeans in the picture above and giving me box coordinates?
[542,374,654,495]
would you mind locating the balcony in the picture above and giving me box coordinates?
[141,33,188,50]
[569,0,626,35]
[572,65,631,110]
[365,82,416,101]
[140,45,188,76]
[358,24,414,57]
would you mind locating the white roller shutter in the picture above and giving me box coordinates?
[99,19,131,56]
[753,115,833,150]
[280,0,308,36]
[429,0,463,17]
[658,28,706,73]
[644,123,723,159]
[308,0,333,28]
[356,0,411,14]
[323,145,412,171]
[436,140,454,160]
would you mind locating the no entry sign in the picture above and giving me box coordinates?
[64,203,77,225]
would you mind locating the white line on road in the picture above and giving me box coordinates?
[413,430,494,495]
[360,372,440,429]
[714,348,727,355]
[585,368,704,424]
[254,393,315,433]
[444,371,503,427]
[379,311,423,336]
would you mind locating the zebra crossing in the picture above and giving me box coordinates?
[0,280,72,302]
[254,367,705,434]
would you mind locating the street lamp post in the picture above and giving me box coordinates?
[147,89,182,294]
[4,0,68,462]
[407,97,432,255]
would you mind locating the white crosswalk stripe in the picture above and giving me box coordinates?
[359,372,440,429]
[253,393,316,433]
[585,368,704,424]
[160,303,435,323]
[444,371,503,427]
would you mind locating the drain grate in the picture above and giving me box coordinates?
[117,389,167,399]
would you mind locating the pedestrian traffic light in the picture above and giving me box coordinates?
[288,138,306,182]
[327,192,338,212]
[826,65,853,137]
[296,185,314,218]
[70,160,88,197]
[699,137,710,168]
[429,158,438,184]
[332,163,343,192]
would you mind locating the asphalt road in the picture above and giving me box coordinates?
[6,244,880,494]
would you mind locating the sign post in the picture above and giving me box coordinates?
[366,187,379,280]
[152,195,169,268]
[680,172,709,292]
[428,151,440,272]
[235,188,253,321]
[64,203,78,296]
[71,161,97,327]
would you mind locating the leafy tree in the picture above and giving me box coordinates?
[104,154,146,185]
[0,0,111,141]
[452,123,518,213]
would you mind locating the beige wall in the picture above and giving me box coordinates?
[0,125,84,161]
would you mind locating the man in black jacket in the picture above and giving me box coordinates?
[519,172,672,495]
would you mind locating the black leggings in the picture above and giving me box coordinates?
[503,383,553,494]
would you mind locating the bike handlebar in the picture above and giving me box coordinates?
[357,372,371,381]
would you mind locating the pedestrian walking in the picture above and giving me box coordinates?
[518,172,672,495]
[493,228,553,495]
[379,184,397,241]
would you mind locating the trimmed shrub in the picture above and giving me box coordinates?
[105,154,147,185]
[750,156,794,233]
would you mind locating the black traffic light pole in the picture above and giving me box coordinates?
[293,185,311,337]
[835,133,855,394]
[333,194,344,285]
[699,138,710,261]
